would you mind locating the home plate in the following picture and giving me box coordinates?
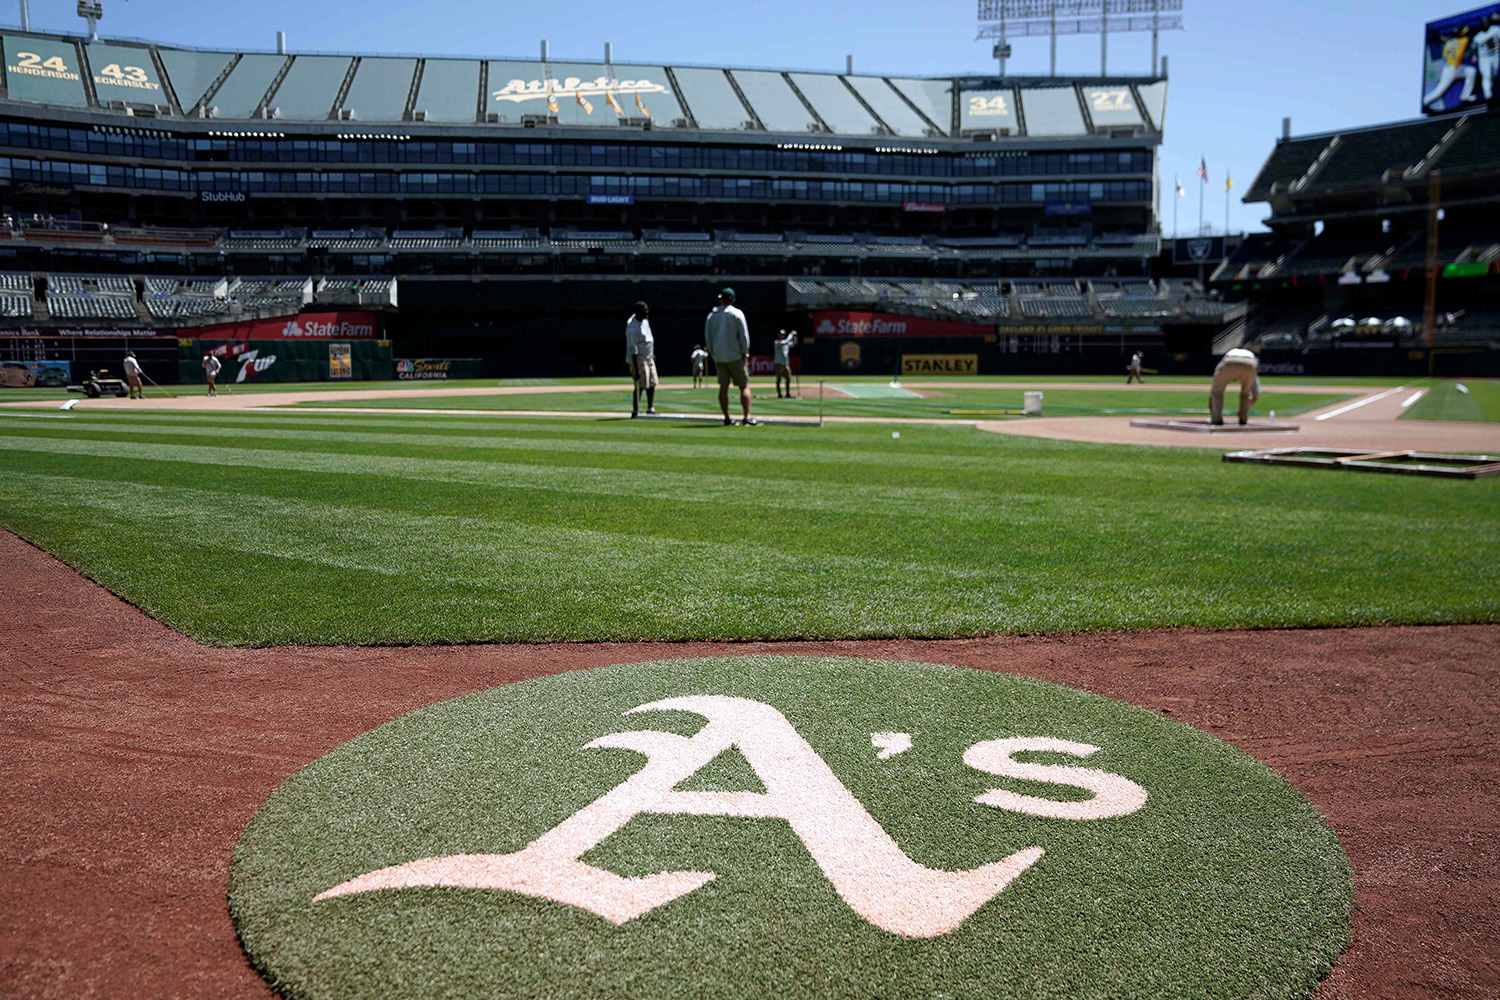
[1129,418,1299,433]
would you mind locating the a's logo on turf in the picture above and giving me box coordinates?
[314,695,1146,937]
[232,658,1352,1000]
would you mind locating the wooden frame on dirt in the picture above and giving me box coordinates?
[1223,448,1500,479]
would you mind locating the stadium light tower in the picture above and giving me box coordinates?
[977,0,1184,77]
[76,0,104,42]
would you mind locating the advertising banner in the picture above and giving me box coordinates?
[181,338,392,383]
[190,312,380,342]
[901,354,978,376]
[811,311,989,338]
[901,201,948,213]
[1422,4,1500,115]
[395,358,485,380]
[329,343,353,379]
[9,326,166,338]
[0,359,71,387]
[747,355,802,376]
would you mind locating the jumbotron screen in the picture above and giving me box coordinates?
[1422,3,1500,114]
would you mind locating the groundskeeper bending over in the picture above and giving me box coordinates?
[705,287,758,426]
[1210,347,1260,425]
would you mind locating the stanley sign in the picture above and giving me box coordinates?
[902,354,978,376]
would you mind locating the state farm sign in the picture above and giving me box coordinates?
[191,312,380,341]
[811,311,988,338]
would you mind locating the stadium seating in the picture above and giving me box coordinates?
[1310,119,1456,190]
[471,230,542,249]
[1019,296,1092,319]
[225,230,305,250]
[1098,296,1174,319]
[307,229,386,249]
[1437,113,1500,177]
[46,294,137,320]
[0,272,33,294]
[0,292,34,317]
[388,229,464,249]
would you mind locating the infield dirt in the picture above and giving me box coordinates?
[0,528,1495,1000]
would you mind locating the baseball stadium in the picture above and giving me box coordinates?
[0,1,1495,998]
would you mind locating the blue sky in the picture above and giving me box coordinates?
[9,0,1446,234]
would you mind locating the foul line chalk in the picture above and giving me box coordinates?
[1314,386,1406,421]
[1400,389,1428,409]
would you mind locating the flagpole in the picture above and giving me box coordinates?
[1198,177,1204,235]
[1225,179,1230,236]
[1173,181,1178,238]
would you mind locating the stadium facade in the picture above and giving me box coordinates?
[0,28,1240,382]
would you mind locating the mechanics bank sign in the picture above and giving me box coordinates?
[812,311,989,338]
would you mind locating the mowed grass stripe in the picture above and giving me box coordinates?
[0,471,1063,643]
[2,410,1497,644]
[0,412,1040,475]
[1,420,1483,527]
[0,432,1110,524]
[3,460,1481,644]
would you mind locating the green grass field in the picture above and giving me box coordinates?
[1401,379,1500,423]
[0,376,603,403]
[0,406,1494,645]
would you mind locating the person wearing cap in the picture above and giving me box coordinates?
[773,329,798,398]
[122,350,145,399]
[1126,351,1144,384]
[704,287,757,426]
[625,300,657,417]
[689,344,709,389]
[1209,347,1260,425]
[202,351,222,397]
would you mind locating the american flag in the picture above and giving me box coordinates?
[1175,176,1184,198]
[1197,158,1208,183]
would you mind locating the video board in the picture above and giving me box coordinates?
[1422,4,1500,114]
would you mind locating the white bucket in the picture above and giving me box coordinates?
[1023,391,1044,415]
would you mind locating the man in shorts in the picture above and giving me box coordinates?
[704,287,757,426]
[202,352,222,396]
[625,301,657,417]
[1210,347,1260,425]
[122,350,145,399]
[690,344,709,389]
[773,329,798,398]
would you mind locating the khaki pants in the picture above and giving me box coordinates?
[632,358,658,389]
[1210,363,1260,424]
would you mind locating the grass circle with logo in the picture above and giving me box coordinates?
[231,657,1352,1000]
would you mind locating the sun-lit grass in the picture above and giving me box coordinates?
[1400,379,1500,423]
[0,408,1493,645]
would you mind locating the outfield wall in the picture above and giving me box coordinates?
[177,339,393,385]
